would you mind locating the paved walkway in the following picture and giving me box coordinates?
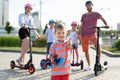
[0,45,120,80]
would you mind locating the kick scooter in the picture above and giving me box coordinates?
[91,26,108,76]
[40,54,65,69]
[71,45,83,70]
[10,28,36,74]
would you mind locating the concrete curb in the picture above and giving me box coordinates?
[90,46,120,57]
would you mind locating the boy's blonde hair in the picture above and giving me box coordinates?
[54,23,66,32]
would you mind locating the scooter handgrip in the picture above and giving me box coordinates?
[49,61,57,68]
[49,58,65,68]
[49,64,54,68]
[56,58,65,66]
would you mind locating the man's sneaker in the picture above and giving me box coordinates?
[16,59,24,67]
[84,66,91,71]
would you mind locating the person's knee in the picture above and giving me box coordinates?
[85,52,89,55]
[23,37,29,42]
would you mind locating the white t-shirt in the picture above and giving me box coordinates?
[67,30,78,44]
[45,28,55,42]
[19,13,38,35]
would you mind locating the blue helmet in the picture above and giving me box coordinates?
[49,19,55,24]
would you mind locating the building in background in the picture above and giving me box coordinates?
[31,11,43,33]
[0,0,9,27]
[0,0,43,35]
[31,11,40,29]
[117,23,120,31]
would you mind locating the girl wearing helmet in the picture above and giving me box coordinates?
[67,21,80,65]
[16,3,41,66]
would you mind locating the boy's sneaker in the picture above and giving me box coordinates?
[16,59,24,67]
[84,66,91,71]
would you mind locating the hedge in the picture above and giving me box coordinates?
[114,39,120,50]
[0,36,47,47]
[0,36,21,47]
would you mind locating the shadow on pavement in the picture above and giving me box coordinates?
[0,68,51,80]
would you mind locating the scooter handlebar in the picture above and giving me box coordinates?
[90,26,110,29]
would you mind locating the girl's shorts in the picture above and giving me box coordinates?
[72,43,78,49]
[19,28,29,40]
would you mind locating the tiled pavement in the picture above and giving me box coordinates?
[0,45,120,80]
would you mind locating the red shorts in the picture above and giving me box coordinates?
[81,35,97,53]
[51,74,69,80]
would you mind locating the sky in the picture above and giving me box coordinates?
[9,0,120,30]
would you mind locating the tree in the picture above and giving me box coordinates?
[5,21,13,34]
[55,20,66,25]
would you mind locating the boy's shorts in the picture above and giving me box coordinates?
[47,42,53,54]
[81,35,97,53]
[51,74,69,80]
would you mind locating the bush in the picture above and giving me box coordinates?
[0,36,21,47]
[114,39,120,50]
[0,36,47,47]
[33,37,47,47]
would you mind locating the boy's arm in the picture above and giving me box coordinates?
[50,54,54,61]
[50,54,57,67]
[49,44,57,67]
[45,29,48,36]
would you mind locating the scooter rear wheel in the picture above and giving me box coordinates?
[28,64,35,74]
[10,60,15,69]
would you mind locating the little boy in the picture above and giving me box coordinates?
[45,19,55,59]
[49,23,72,80]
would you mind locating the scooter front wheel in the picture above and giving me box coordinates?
[94,66,98,76]
[80,60,84,70]
[10,60,15,69]
[40,59,47,69]
[28,64,35,74]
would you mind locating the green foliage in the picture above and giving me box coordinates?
[101,30,119,37]
[33,37,47,47]
[114,39,120,50]
[55,20,66,25]
[0,36,21,47]
[5,21,13,34]
[102,46,120,54]
[0,36,47,47]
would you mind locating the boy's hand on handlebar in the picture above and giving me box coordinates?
[51,61,57,68]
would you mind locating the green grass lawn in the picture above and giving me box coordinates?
[0,46,119,54]
[0,47,46,52]
[102,46,120,54]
